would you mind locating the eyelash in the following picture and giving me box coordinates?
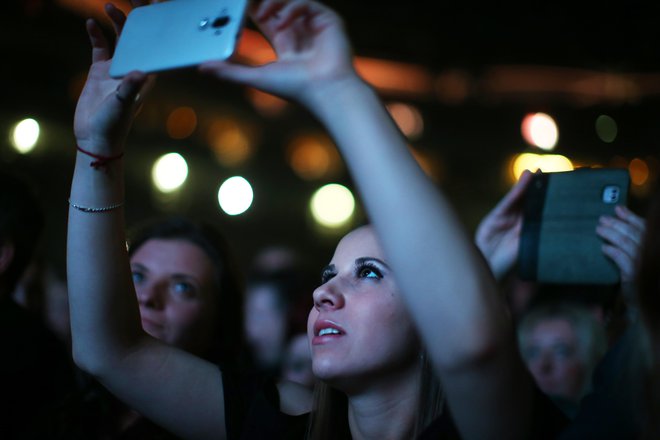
[319,261,384,285]
[356,262,382,280]
[320,269,336,285]
[132,271,144,283]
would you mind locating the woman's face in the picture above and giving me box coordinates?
[130,238,218,357]
[521,318,586,402]
[307,226,419,391]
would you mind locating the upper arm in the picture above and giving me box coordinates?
[98,339,227,440]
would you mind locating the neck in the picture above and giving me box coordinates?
[346,363,421,440]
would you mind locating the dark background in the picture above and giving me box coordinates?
[3,0,660,280]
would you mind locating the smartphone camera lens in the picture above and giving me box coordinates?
[212,15,230,28]
[602,186,620,204]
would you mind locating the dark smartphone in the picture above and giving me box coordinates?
[518,168,630,285]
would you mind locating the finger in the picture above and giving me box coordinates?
[116,71,148,105]
[199,61,268,88]
[491,170,534,215]
[86,18,111,63]
[250,0,288,44]
[105,3,128,37]
[601,244,635,282]
[253,0,286,22]
[596,222,639,261]
[137,74,156,102]
[615,205,646,231]
[273,0,319,31]
[598,214,643,246]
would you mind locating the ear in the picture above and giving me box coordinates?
[0,241,15,275]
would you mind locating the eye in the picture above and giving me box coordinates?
[357,264,382,280]
[131,271,145,284]
[172,281,197,299]
[522,346,539,361]
[554,344,574,359]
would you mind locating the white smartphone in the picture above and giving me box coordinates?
[109,0,249,78]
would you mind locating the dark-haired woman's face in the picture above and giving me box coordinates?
[307,226,419,391]
[130,238,218,357]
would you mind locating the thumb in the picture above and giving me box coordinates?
[199,60,271,88]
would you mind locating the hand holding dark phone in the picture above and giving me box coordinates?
[518,168,630,285]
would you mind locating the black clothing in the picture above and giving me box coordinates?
[560,325,645,439]
[222,367,568,439]
[0,296,76,439]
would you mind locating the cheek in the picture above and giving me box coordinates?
[307,308,318,338]
[557,358,585,376]
[166,302,208,330]
[366,302,419,353]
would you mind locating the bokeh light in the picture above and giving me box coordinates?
[218,176,253,216]
[246,88,287,117]
[11,118,40,154]
[510,153,574,181]
[208,118,253,167]
[595,115,618,143]
[629,158,649,186]
[287,134,341,180]
[521,113,558,150]
[410,147,441,181]
[151,153,188,193]
[386,102,424,139]
[435,70,470,104]
[310,184,355,228]
[166,107,197,139]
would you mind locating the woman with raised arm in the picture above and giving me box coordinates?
[68,1,564,439]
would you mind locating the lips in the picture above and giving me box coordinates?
[312,319,345,345]
[140,315,163,332]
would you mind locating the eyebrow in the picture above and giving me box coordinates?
[130,262,148,272]
[320,257,392,276]
[355,257,391,270]
[130,263,199,283]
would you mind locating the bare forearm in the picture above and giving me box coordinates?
[67,152,144,374]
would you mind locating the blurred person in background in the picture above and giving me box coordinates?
[518,300,607,418]
[0,170,75,438]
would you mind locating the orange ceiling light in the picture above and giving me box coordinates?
[354,58,434,97]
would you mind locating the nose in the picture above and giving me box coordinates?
[531,352,554,377]
[312,279,345,311]
[136,282,165,310]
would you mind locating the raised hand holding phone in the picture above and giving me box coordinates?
[199,0,356,106]
[74,1,152,158]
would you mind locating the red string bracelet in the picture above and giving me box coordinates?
[76,145,124,170]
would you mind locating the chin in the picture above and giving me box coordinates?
[312,358,337,380]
